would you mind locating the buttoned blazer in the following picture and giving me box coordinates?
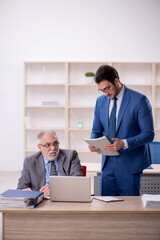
[17,149,83,191]
[91,86,155,174]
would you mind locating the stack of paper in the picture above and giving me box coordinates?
[0,189,44,208]
[141,194,160,208]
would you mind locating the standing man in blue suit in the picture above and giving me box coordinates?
[88,65,154,196]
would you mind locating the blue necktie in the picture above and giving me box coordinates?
[108,98,117,141]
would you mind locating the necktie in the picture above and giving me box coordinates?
[108,97,117,141]
[50,161,58,176]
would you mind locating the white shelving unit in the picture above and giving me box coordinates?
[24,62,160,172]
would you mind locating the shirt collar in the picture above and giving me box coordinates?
[116,84,125,101]
[43,156,50,166]
[43,155,58,166]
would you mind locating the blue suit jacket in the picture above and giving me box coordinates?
[91,86,155,174]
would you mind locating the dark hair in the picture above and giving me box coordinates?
[95,65,119,84]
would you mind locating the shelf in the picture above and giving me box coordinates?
[68,106,95,109]
[25,149,37,152]
[68,83,96,87]
[24,62,160,170]
[68,128,92,131]
[25,127,65,131]
[25,83,65,86]
[25,105,65,108]
[76,149,92,153]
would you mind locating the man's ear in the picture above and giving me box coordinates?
[37,144,42,151]
[114,78,119,84]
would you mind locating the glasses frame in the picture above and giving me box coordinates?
[98,86,111,93]
[39,141,60,148]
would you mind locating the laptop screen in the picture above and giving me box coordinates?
[49,176,91,202]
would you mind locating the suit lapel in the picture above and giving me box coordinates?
[57,150,66,176]
[116,87,131,133]
[35,153,45,187]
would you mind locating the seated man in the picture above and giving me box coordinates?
[17,130,83,197]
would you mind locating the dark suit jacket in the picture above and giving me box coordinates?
[17,149,83,191]
[91,86,155,174]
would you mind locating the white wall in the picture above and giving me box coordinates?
[0,0,160,170]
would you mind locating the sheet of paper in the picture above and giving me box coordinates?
[93,196,124,202]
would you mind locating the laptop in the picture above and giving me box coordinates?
[49,176,92,202]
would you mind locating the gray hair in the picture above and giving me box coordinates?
[37,130,58,144]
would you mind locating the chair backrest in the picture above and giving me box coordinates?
[149,142,160,164]
[81,165,87,176]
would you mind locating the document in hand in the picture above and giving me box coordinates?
[83,136,120,156]
[0,189,44,208]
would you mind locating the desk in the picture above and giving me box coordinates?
[94,164,160,195]
[140,164,160,194]
[143,164,160,175]
[0,197,160,240]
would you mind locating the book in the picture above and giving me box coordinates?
[93,196,124,202]
[0,189,44,208]
[83,136,120,156]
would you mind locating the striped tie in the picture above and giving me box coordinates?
[50,161,58,176]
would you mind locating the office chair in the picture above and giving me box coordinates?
[149,142,160,164]
[81,165,87,176]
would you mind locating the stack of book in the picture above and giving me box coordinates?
[0,189,44,208]
[142,194,160,208]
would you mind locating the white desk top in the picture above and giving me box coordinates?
[143,164,160,174]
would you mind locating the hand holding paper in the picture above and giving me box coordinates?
[83,136,120,156]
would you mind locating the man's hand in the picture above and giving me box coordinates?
[23,188,32,191]
[104,138,124,151]
[39,185,50,197]
[88,144,101,153]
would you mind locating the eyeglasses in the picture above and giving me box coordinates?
[39,141,60,148]
[98,86,111,93]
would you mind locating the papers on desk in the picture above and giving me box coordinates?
[142,194,160,208]
[0,189,44,208]
[93,196,124,203]
[83,136,120,156]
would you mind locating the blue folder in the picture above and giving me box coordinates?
[0,189,44,208]
[147,165,153,169]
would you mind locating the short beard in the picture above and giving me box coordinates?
[48,149,59,161]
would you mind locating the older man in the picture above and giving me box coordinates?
[17,130,83,197]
